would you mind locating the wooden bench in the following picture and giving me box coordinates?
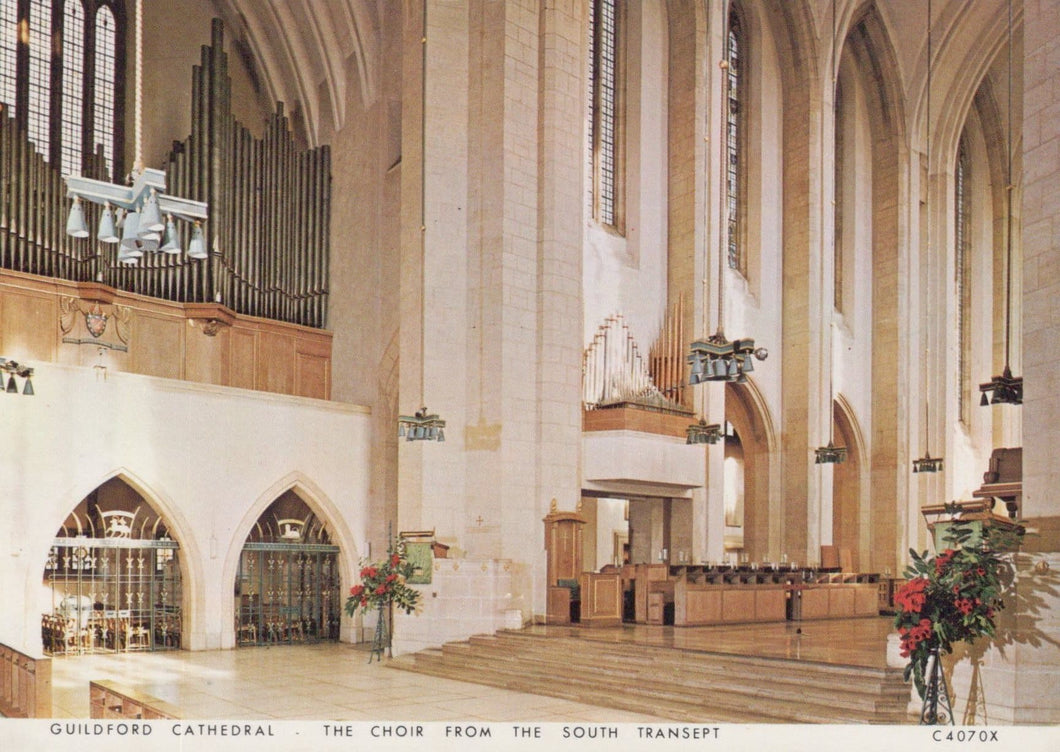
[0,642,51,718]
[90,680,180,719]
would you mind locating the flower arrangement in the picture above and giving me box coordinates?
[345,540,421,618]
[893,517,1021,700]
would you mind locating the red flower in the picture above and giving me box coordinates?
[976,567,986,576]
[375,584,388,595]
[935,549,956,575]
[350,584,364,597]
[895,578,929,613]
[391,553,401,567]
[386,573,397,583]
[360,566,378,579]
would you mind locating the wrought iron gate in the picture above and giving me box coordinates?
[236,543,341,646]
[43,538,182,654]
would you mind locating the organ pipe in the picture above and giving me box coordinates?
[0,19,329,329]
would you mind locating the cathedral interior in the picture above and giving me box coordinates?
[1,0,1058,728]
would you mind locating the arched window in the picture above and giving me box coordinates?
[0,0,124,180]
[27,0,52,159]
[0,1,16,115]
[93,4,117,176]
[725,8,744,272]
[955,136,971,423]
[834,80,844,312]
[61,0,86,178]
[588,0,623,230]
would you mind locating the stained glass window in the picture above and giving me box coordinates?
[27,0,52,159]
[61,1,86,177]
[726,10,743,271]
[93,5,116,177]
[955,138,971,422]
[0,1,122,179]
[589,0,620,229]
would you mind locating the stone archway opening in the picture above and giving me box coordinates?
[42,478,183,655]
[235,491,342,646]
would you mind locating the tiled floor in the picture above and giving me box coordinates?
[48,617,896,720]
[49,642,667,721]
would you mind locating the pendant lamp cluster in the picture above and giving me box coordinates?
[398,407,446,442]
[686,419,723,445]
[814,0,845,467]
[396,3,446,445]
[913,0,943,473]
[688,335,766,385]
[814,440,847,465]
[686,3,767,428]
[65,169,208,265]
[980,0,1022,407]
[0,357,35,395]
[63,0,208,266]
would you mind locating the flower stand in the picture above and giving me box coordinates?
[368,603,391,663]
[920,647,954,725]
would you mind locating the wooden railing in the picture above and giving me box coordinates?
[0,642,51,718]
[90,680,180,720]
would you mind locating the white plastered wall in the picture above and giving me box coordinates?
[1,363,371,654]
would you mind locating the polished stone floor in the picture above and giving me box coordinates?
[533,615,896,668]
[48,617,895,720]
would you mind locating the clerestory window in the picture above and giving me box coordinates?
[588,0,623,231]
[0,0,124,181]
[725,8,744,272]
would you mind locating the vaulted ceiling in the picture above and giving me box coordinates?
[213,0,381,146]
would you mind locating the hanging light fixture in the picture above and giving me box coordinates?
[398,407,446,442]
[0,357,35,396]
[815,0,844,467]
[686,419,723,445]
[63,0,207,264]
[397,3,445,444]
[914,0,943,474]
[687,4,767,388]
[979,0,1021,407]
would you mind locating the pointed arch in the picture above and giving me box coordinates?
[220,471,361,645]
[725,377,779,561]
[37,468,202,653]
[832,393,869,571]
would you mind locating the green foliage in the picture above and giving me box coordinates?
[893,518,1021,700]
[345,539,422,618]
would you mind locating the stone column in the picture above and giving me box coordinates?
[1009,0,1060,724]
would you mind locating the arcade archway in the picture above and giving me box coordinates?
[235,492,341,646]
[42,478,183,655]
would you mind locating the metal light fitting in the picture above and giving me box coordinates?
[398,407,446,442]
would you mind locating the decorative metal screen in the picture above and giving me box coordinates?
[236,543,341,646]
[43,538,182,655]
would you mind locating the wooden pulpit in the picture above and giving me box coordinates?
[543,501,586,624]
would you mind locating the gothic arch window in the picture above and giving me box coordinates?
[955,135,971,423]
[725,7,744,272]
[0,0,125,181]
[61,0,86,178]
[588,0,624,231]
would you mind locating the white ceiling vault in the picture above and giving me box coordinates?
[212,0,380,147]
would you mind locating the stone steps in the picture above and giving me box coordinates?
[389,629,911,724]
[467,631,902,699]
